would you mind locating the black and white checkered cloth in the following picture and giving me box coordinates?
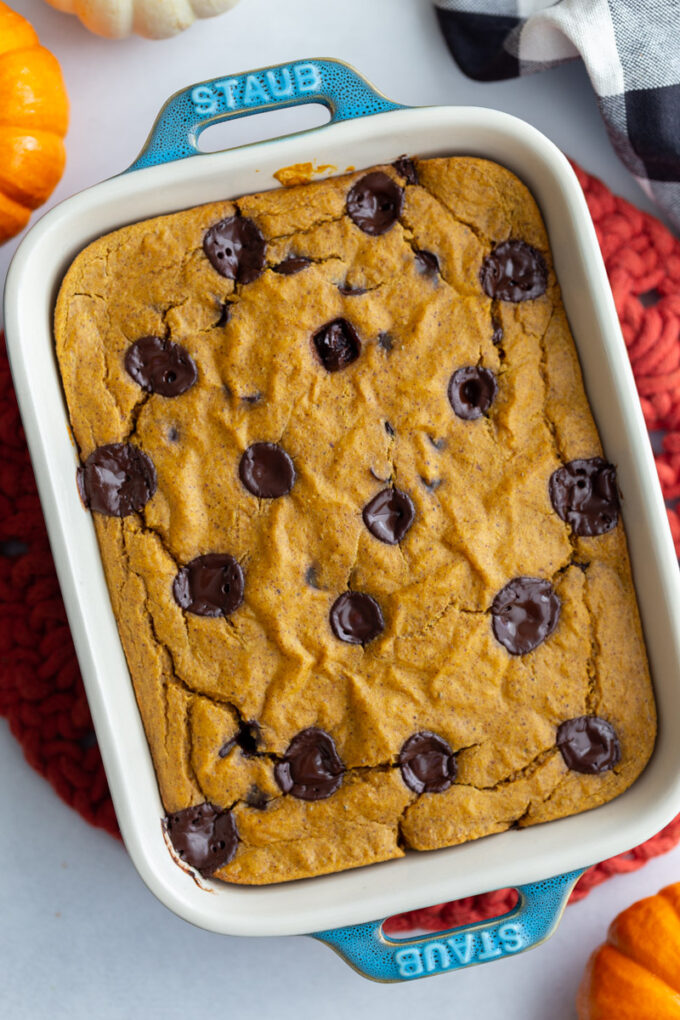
[434,0,680,231]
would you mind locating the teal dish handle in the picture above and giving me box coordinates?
[312,869,584,983]
[128,58,405,172]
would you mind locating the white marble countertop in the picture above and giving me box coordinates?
[1,1,676,1016]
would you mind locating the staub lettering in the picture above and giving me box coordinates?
[191,63,322,116]
[393,923,526,978]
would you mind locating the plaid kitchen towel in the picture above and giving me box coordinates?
[434,0,680,232]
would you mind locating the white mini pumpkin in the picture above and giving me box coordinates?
[44,0,241,39]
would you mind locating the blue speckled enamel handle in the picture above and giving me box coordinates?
[312,870,584,983]
[128,58,404,172]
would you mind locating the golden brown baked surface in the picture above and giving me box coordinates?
[54,156,656,885]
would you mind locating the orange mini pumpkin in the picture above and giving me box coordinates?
[578,882,680,1018]
[0,2,68,243]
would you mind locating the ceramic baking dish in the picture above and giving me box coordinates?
[5,59,680,983]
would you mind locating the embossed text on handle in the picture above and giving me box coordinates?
[191,63,323,117]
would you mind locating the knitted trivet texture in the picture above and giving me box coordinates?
[0,163,679,930]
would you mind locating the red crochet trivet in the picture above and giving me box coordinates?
[1,163,679,929]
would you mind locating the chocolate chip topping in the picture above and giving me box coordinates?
[238,442,295,499]
[491,577,560,654]
[305,565,322,589]
[392,157,418,185]
[312,318,361,372]
[448,366,498,420]
[240,391,262,406]
[203,216,266,283]
[338,282,368,296]
[399,732,457,794]
[273,256,311,275]
[124,336,197,397]
[238,724,260,756]
[549,458,620,536]
[77,443,157,517]
[330,591,385,645]
[274,727,344,800]
[491,316,503,346]
[377,332,394,352]
[165,803,238,877]
[480,240,548,302]
[219,719,260,759]
[414,250,440,276]
[346,172,404,235]
[173,553,244,617]
[214,302,231,328]
[557,716,621,774]
[245,785,269,809]
[362,488,415,545]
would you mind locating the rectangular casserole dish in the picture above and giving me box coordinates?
[4,59,680,981]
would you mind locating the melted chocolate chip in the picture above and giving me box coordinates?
[557,716,621,774]
[167,426,179,442]
[273,256,311,275]
[346,172,404,235]
[0,538,28,557]
[414,250,440,276]
[491,316,503,346]
[399,732,457,794]
[240,392,262,406]
[338,282,368,296]
[305,565,322,589]
[239,442,295,498]
[245,785,269,809]
[214,302,231,328]
[428,436,446,451]
[203,216,266,284]
[448,366,498,420]
[392,157,418,185]
[549,458,620,537]
[173,553,244,617]
[329,591,384,645]
[219,719,261,759]
[480,240,548,302]
[362,488,415,545]
[165,803,238,877]
[274,728,344,800]
[125,336,197,397]
[236,720,260,756]
[77,443,157,517]
[377,332,394,352]
[384,421,395,437]
[491,577,560,655]
[312,318,361,372]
